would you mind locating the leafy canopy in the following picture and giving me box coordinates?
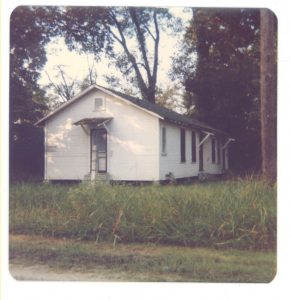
[60,7,180,103]
[172,8,261,172]
[10,6,61,123]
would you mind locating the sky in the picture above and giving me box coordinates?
[38,7,192,100]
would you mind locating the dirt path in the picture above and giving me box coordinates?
[9,260,143,281]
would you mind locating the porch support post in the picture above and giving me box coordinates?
[103,123,110,133]
[97,119,111,133]
[221,138,235,150]
[199,132,212,147]
[80,124,89,135]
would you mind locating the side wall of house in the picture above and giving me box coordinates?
[45,89,160,181]
[158,121,225,180]
[159,121,199,179]
[202,137,224,175]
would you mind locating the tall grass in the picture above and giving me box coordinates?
[9,179,276,249]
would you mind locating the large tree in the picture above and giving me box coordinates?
[10,6,61,123]
[173,8,261,173]
[260,9,277,182]
[61,6,178,103]
[10,6,60,180]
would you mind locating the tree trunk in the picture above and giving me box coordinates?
[260,9,277,182]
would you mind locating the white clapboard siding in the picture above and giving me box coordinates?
[202,137,224,175]
[159,121,200,179]
[106,92,159,181]
[158,121,225,180]
[45,89,159,181]
[44,86,229,181]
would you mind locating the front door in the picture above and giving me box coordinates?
[91,129,107,174]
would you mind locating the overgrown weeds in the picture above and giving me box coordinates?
[9,179,276,249]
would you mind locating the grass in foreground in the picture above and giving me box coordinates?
[9,234,276,282]
[9,179,276,250]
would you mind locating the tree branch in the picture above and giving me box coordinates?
[125,62,147,74]
[144,24,156,41]
[45,70,67,102]
[128,8,152,81]
[109,9,149,100]
[150,11,160,102]
[107,26,123,45]
[57,66,75,100]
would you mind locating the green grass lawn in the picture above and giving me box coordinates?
[9,234,276,282]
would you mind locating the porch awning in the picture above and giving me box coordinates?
[73,117,113,126]
[73,117,113,135]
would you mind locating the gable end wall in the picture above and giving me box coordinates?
[45,90,159,181]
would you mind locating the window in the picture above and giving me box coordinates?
[162,127,166,155]
[211,137,216,163]
[191,131,196,162]
[180,128,186,162]
[217,139,221,164]
[94,97,105,111]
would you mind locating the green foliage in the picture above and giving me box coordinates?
[10,6,61,180]
[62,7,180,103]
[155,84,184,111]
[10,6,60,123]
[172,8,262,173]
[10,180,276,250]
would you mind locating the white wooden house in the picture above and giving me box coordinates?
[35,85,234,182]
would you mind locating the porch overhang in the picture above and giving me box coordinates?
[73,117,113,126]
[73,117,113,134]
[199,132,214,147]
[221,138,235,150]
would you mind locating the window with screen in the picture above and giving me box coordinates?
[181,128,186,162]
[217,139,221,164]
[162,127,166,155]
[191,131,196,162]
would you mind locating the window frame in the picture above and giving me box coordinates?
[180,128,186,163]
[191,131,197,163]
[217,139,221,164]
[91,129,107,174]
[94,97,105,111]
[161,127,167,156]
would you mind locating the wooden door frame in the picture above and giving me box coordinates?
[90,128,108,174]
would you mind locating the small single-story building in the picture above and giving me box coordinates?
[35,84,234,182]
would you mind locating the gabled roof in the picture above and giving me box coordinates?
[101,86,228,136]
[35,84,228,136]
